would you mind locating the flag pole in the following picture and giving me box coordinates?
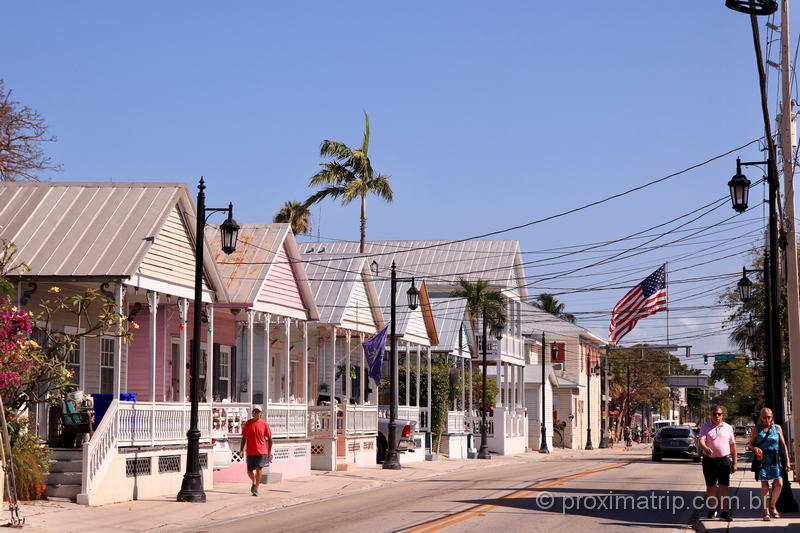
[665,261,670,344]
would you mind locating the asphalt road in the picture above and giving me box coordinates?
[200,445,710,533]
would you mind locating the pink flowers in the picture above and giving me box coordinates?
[0,298,38,394]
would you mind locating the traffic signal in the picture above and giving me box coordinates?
[745,357,750,368]
[704,355,708,365]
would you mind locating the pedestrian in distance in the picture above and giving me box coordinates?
[623,426,632,450]
[609,428,616,448]
[239,406,273,496]
[698,405,737,522]
[747,407,791,521]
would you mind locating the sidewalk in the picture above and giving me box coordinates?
[696,464,800,532]
[7,446,591,533]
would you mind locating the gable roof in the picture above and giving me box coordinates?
[298,240,527,298]
[209,223,318,320]
[0,181,227,300]
[302,253,383,329]
[520,302,605,344]
[429,296,471,356]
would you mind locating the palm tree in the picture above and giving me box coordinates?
[306,112,392,253]
[450,278,508,340]
[273,200,312,235]
[532,293,576,323]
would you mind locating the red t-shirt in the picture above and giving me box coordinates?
[241,418,272,456]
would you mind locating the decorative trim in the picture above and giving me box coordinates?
[127,302,143,323]
[100,282,115,301]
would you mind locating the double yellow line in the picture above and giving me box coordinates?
[402,461,630,533]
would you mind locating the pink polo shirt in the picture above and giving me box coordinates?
[699,421,735,457]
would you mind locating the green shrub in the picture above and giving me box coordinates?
[7,415,50,500]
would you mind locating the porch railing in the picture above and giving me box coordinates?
[117,401,212,446]
[467,414,494,438]
[213,402,307,439]
[446,411,466,434]
[308,404,378,436]
[79,399,120,503]
[378,405,422,430]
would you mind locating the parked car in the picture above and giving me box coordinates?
[376,416,417,463]
[652,425,700,462]
[734,425,748,437]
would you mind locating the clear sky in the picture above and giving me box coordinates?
[4,1,791,367]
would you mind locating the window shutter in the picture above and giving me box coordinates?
[230,345,237,402]
[551,342,566,363]
[213,343,221,400]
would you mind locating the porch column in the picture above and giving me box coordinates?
[264,314,271,406]
[114,283,124,396]
[179,298,188,403]
[331,327,336,437]
[147,291,159,403]
[469,360,473,413]
[405,343,410,407]
[359,333,365,405]
[460,356,465,411]
[504,363,510,408]
[284,317,291,402]
[415,345,421,408]
[303,321,308,405]
[345,330,352,404]
[426,348,432,432]
[247,310,255,407]
[206,304,214,403]
[519,365,525,409]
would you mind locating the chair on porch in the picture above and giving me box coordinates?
[54,400,94,447]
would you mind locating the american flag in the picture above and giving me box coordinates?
[609,264,668,344]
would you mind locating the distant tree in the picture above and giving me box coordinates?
[0,80,61,181]
[450,278,508,338]
[532,293,576,323]
[273,200,312,235]
[306,112,392,253]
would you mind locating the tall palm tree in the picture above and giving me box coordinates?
[273,200,312,235]
[450,278,508,341]
[306,112,392,253]
[532,293,576,323]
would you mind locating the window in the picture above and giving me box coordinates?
[660,428,691,439]
[551,342,565,363]
[218,346,230,396]
[100,338,115,393]
[65,337,82,389]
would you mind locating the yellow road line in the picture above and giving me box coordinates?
[402,461,630,533]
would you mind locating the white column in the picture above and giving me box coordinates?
[345,330,352,404]
[359,333,365,405]
[247,310,254,407]
[178,298,188,403]
[303,321,308,405]
[206,304,214,403]
[264,314,271,405]
[405,343,410,406]
[415,345,421,408]
[331,327,337,437]
[426,349,432,432]
[147,291,159,403]
[284,317,291,402]
[113,284,124,396]
[460,356,465,411]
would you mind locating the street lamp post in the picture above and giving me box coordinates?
[478,307,503,460]
[178,178,239,503]
[585,361,600,450]
[538,333,550,454]
[599,354,610,448]
[383,262,419,470]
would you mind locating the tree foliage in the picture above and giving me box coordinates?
[273,200,312,235]
[709,359,760,421]
[0,80,61,181]
[531,293,576,323]
[450,278,508,343]
[306,112,392,253]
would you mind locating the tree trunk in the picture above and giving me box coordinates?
[360,193,366,254]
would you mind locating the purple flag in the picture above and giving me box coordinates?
[362,325,389,384]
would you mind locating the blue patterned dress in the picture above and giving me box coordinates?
[755,424,782,482]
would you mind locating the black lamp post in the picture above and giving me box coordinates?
[383,261,419,470]
[538,333,551,454]
[585,362,600,450]
[478,307,503,460]
[599,354,610,448]
[178,178,239,503]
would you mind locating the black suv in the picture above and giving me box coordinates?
[652,425,701,462]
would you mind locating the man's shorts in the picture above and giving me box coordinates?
[246,454,268,471]
[702,456,732,487]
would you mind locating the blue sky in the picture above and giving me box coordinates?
[4,2,788,366]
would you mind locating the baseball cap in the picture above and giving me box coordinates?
[252,406,262,413]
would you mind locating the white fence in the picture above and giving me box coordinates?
[213,402,307,439]
[467,414,494,437]
[117,401,212,446]
[446,411,466,434]
[308,404,378,436]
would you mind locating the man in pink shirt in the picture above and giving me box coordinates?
[699,405,737,522]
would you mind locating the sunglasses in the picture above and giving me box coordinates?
[712,412,723,416]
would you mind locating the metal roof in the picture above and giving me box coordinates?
[520,301,605,344]
[208,223,287,304]
[428,296,470,355]
[303,254,370,325]
[0,181,227,288]
[298,240,527,298]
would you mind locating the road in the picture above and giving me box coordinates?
[199,444,716,533]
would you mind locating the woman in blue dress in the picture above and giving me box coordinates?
[746,407,791,520]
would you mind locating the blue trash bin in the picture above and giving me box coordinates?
[92,393,113,429]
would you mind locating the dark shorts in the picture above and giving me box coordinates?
[246,454,268,471]
[702,456,732,487]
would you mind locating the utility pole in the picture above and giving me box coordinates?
[779,0,800,478]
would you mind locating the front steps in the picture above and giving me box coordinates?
[45,448,82,502]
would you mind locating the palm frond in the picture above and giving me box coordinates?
[309,163,353,186]
[368,174,393,202]
[320,140,352,160]
[306,185,347,206]
[361,111,370,154]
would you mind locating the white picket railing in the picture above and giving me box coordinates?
[446,411,466,434]
[78,399,120,503]
[308,404,378,436]
[116,401,212,446]
[467,414,494,437]
[212,402,307,438]
[378,405,421,428]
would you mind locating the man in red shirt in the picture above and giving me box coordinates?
[239,406,272,496]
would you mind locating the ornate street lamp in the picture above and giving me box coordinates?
[728,158,752,213]
[585,362,601,450]
[737,266,754,302]
[746,316,757,339]
[383,262,419,470]
[177,178,239,503]
[725,0,778,15]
